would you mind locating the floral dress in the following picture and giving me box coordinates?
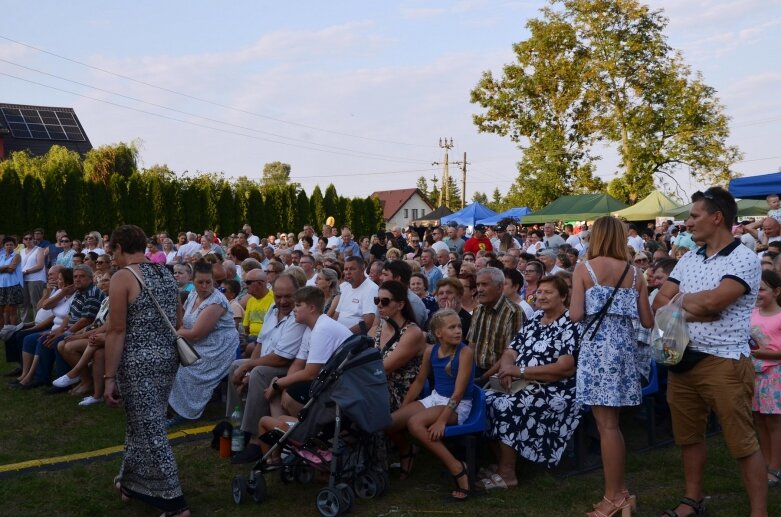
[484,311,581,466]
[373,319,422,412]
[576,261,641,407]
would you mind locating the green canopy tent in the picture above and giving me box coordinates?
[664,199,768,220]
[522,194,628,224]
[611,191,681,221]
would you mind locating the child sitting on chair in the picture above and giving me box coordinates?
[388,308,475,501]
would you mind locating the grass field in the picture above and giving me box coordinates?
[1,353,778,516]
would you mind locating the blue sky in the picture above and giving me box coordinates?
[1,0,779,201]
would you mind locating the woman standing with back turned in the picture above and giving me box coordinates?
[570,216,653,517]
[104,225,190,517]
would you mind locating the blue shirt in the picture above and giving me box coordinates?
[431,342,474,399]
[424,266,443,295]
[336,240,361,257]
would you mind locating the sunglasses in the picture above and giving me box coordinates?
[634,258,648,264]
[96,260,109,265]
[244,280,262,285]
[374,297,393,307]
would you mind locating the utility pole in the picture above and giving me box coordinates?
[453,152,469,209]
[431,137,454,207]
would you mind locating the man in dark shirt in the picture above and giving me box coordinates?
[369,232,388,262]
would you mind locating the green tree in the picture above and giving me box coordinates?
[260,161,292,189]
[294,190,310,232]
[471,0,738,205]
[323,184,339,227]
[0,169,24,234]
[429,177,441,208]
[309,186,325,228]
[472,191,489,205]
[215,183,238,236]
[246,188,265,236]
[21,174,44,232]
[416,176,432,205]
[83,142,139,183]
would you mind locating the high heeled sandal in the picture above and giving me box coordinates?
[113,476,131,504]
[587,493,633,517]
[398,444,419,480]
[661,496,708,516]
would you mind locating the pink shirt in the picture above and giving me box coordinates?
[750,308,781,372]
[145,251,167,265]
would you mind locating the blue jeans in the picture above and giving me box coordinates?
[6,327,45,364]
[34,332,70,384]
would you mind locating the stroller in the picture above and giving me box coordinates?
[232,334,392,516]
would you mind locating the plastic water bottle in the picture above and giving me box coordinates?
[230,405,244,453]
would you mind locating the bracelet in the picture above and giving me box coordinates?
[446,398,458,410]
[103,375,115,380]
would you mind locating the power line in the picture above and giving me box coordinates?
[0,71,431,164]
[0,33,430,148]
[291,167,438,180]
[0,59,431,165]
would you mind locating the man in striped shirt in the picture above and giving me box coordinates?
[466,267,523,383]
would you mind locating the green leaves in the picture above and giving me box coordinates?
[471,0,740,207]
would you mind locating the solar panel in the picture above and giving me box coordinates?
[0,107,86,142]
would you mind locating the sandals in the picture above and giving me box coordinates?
[398,444,419,480]
[476,472,517,491]
[769,467,781,488]
[588,492,635,517]
[450,461,470,501]
[661,496,708,517]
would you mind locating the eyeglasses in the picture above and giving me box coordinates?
[463,257,475,262]
[244,279,261,285]
[374,297,393,307]
[23,237,32,241]
[96,260,109,265]
[634,258,649,264]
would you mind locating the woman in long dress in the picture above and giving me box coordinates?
[105,225,190,517]
[570,216,653,517]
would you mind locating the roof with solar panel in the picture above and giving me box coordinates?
[0,103,93,158]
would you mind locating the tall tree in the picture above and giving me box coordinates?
[0,169,24,234]
[294,190,310,232]
[416,176,432,205]
[323,184,339,227]
[260,161,292,189]
[471,0,739,205]
[246,188,266,236]
[309,186,325,229]
[83,142,139,183]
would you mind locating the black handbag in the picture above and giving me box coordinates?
[125,266,201,367]
[580,263,631,341]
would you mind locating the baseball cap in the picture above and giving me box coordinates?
[537,249,557,258]
[494,224,506,232]
[447,221,459,228]
[474,224,486,233]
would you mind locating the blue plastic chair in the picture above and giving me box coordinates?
[443,385,487,489]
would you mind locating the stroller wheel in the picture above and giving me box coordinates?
[315,487,342,517]
[335,483,354,513]
[353,471,381,499]
[232,475,247,505]
[296,465,315,485]
[251,474,267,503]
[376,470,389,496]
[279,465,296,484]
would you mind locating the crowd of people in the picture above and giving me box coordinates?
[0,185,779,516]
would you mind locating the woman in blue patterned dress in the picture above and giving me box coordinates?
[482,275,581,489]
[104,225,190,517]
[570,216,653,517]
[168,260,238,423]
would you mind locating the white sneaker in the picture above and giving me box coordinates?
[79,395,102,406]
[52,374,80,389]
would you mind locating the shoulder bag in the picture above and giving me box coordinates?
[580,263,631,341]
[125,265,201,367]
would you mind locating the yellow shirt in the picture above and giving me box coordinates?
[243,289,274,336]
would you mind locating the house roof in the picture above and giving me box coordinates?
[371,188,433,221]
[0,102,93,158]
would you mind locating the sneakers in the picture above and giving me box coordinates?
[52,374,80,389]
[79,395,103,406]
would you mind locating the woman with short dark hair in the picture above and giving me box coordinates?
[0,236,23,327]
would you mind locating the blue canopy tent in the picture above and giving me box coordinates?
[728,172,781,200]
[477,207,532,225]
[440,202,497,227]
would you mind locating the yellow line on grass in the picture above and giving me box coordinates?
[0,425,213,474]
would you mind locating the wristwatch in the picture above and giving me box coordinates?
[518,366,526,379]
[272,380,281,391]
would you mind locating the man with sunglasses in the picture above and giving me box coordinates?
[653,187,766,517]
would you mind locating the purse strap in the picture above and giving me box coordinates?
[581,262,631,340]
[124,265,178,337]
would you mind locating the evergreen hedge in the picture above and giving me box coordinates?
[0,144,384,240]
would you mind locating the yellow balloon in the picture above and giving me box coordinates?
[326,216,335,227]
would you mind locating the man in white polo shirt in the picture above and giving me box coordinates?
[653,187,766,517]
[334,255,378,334]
